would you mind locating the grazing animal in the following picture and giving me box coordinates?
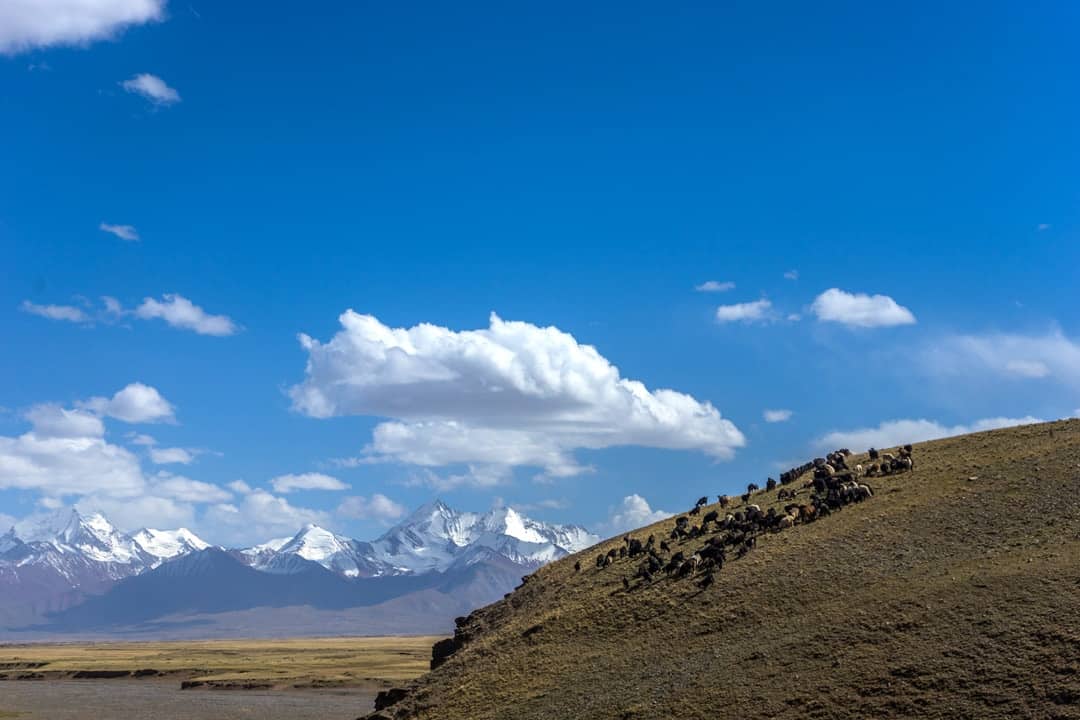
[696,496,708,507]
[741,492,751,504]
[766,478,777,491]
[747,482,759,494]
[718,495,730,508]
[574,561,581,572]
[689,505,701,516]
[595,554,605,568]
[698,571,715,590]
[868,447,879,460]
[702,510,719,525]
[660,540,671,553]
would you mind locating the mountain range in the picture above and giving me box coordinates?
[0,501,597,638]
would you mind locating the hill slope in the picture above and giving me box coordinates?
[365,420,1080,720]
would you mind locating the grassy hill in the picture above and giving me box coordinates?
[363,420,1080,720]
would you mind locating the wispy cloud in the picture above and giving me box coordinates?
[270,472,349,494]
[134,294,239,336]
[100,222,139,241]
[695,280,735,293]
[0,0,165,55]
[19,301,90,324]
[922,329,1080,387]
[763,409,793,423]
[817,416,1043,451]
[783,269,799,280]
[714,299,772,324]
[337,493,406,522]
[121,73,180,106]
[810,288,916,328]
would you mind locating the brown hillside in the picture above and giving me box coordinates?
[364,420,1080,720]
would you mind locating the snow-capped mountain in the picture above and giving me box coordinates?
[248,525,383,578]
[132,528,210,567]
[4,509,150,579]
[367,500,598,574]
[0,500,599,635]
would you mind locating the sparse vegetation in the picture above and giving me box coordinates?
[0,636,436,689]
[367,420,1080,719]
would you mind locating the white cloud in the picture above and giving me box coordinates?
[227,479,252,494]
[337,493,406,522]
[763,409,793,423]
[203,490,330,546]
[695,280,735,293]
[291,312,744,484]
[78,494,195,534]
[99,222,139,241]
[20,300,90,324]
[714,299,772,324]
[1038,223,1051,231]
[25,405,105,438]
[0,0,165,55]
[817,416,1043,452]
[924,331,1080,386]
[0,426,146,498]
[149,447,195,465]
[121,72,180,105]
[602,494,672,536]
[784,270,799,280]
[81,382,175,423]
[269,472,349,494]
[134,294,238,336]
[151,472,231,503]
[810,288,916,328]
[102,296,124,316]
[126,432,157,446]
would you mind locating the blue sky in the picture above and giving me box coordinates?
[2,1,1078,545]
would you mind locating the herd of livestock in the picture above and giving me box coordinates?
[576,444,916,592]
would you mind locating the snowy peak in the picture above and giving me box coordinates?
[252,525,379,578]
[14,508,145,565]
[132,528,210,567]
[368,501,600,574]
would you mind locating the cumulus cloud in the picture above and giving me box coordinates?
[149,447,195,465]
[763,409,793,423]
[290,312,744,484]
[121,72,180,105]
[150,472,231,503]
[695,280,735,293]
[134,294,237,336]
[602,494,672,536]
[0,0,165,55]
[99,222,139,241]
[20,300,90,324]
[0,424,146,498]
[226,479,252,494]
[337,493,406,522]
[810,288,916,328]
[25,405,104,438]
[714,299,772,324]
[81,382,175,423]
[270,472,349,494]
[817,416,1043,451]
[203,490,331,546]
[923,330,1080,387]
